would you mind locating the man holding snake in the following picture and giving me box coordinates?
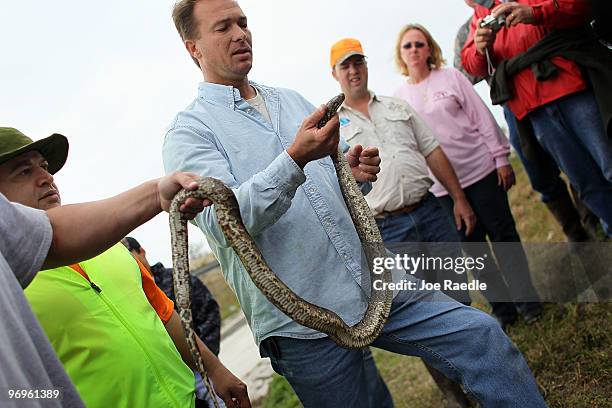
[163,0,548,406]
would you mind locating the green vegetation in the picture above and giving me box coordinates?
[259,156,611,407]
[262,374,302,408]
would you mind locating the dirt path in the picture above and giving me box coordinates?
[218,313,275,403]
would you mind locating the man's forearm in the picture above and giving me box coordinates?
[44,180,161,269]
[165,310,196,368]
[196,335,223,372]
[425,147,467,201]
[165,310,221,372]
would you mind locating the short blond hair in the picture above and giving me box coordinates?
[172,0,202,67]
[394,24,446,77]
[172,0,201,41]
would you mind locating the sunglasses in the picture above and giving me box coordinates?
[402,41,426,50]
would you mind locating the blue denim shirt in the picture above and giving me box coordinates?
[163,81,375,345]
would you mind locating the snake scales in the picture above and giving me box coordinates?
[169,93,393,403]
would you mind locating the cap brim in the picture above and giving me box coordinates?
[336,52,366,67]
[1,134,69,174]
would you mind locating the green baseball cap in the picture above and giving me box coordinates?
[0,127,69,174]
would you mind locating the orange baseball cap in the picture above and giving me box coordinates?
[330,38,366,68]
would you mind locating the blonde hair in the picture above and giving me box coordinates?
[394,24,446,77]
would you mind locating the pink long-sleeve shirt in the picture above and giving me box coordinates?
[394,67,510,197]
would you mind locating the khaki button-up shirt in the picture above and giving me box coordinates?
[338,92,439,216]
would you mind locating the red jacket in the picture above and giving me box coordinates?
[461,0,590,120]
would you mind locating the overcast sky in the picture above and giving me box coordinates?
[1,0,503,265]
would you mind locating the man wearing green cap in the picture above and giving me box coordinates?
[0,126,211,408]
[0,129,67,209]
[0,127,250,408]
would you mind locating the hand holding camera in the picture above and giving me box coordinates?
[480,14,506,33]
[492,2,536,27]
[474,2,535,56]
[474,16,500,56]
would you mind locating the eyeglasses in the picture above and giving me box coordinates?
[402,41,426,50]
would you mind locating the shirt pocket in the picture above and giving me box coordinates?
[383,110,416,146]
[384,109,412,123]
[340,122,364,145]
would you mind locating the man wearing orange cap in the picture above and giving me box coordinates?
[164,1,547,407]
[330,38,475,244]
[331,37,477,408]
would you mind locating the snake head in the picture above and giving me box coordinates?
[317,93,345,129]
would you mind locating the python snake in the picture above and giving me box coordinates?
[169,93,393,404]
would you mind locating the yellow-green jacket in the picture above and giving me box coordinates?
[25,243,195,408]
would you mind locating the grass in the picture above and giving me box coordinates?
[259,156,612,407]
[507,158,564,243]
[508,304,611,407]
[262,374,302,408]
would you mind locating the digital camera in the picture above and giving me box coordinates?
[480,14,506,33]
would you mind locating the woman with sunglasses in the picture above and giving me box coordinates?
[392,24,543,329]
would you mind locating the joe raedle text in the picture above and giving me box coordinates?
[373,279,487,292]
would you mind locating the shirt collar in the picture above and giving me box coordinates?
[368,90,379,104]
[339,90,379,113]
[197,80,263,108]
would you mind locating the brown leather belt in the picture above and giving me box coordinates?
[374,198,425,219]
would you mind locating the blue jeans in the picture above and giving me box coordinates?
[375,194,470,304]
[260,284,547,408]
[363,348,393,408]
[375,194,462,243]
[528,91,612,235]
[504,105,567,203]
